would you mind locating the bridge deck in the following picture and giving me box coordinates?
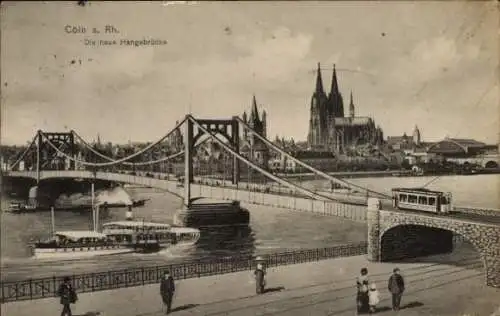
[382,205,500,225]
[5,170,500,226]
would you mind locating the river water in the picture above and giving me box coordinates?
[1,174,498,281]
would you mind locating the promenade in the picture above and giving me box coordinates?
[3,247,499,316]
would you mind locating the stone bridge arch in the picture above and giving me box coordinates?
[484,160,498,168]
[367,205,500,287]
[379,224,459,261]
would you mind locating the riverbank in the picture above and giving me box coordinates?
[2,247,498,316]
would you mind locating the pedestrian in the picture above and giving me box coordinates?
[356,268,370,314]
[368,283,380,314]
[387,267,405,311]
[160,270,176,314]
[254,262,266,294]
[57,276,77,316]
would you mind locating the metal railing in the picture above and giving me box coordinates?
[0,242,367,303]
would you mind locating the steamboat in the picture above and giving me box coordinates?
[30,184,172,259]
[31,230,155,259]
[101,221,201,248]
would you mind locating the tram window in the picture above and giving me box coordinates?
[418,196,428,204]
[428,197,436,205]
[399,194,407,202]
[441,196,448,204]
[408,195,418,203]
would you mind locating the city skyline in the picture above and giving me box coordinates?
[1,1,498,146]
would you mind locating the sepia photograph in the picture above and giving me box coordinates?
[1,1,499,315]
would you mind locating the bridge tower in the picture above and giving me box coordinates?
[183,115,240,207]
[36,131,76,180]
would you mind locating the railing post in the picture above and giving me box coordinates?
[53,276,57,297]
[29,279,33,300]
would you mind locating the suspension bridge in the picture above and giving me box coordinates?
[3,115,391,209]
[3,114,500,287]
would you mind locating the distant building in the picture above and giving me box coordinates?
[426,138,489,158]
[270,150,336,173]
[387,126,426,151]
[240,95,269,168]
[307,63,384,153]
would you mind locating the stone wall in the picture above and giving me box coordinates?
[367,201,500,288]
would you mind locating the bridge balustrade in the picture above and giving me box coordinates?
[0,242,368,303]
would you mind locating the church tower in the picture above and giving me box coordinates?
[307,62,328,149]
[412,125,421,146]
[248,95,262,147]
[349,91,355,118]
[328,64,344,118]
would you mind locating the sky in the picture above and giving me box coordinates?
[1,1,499,145]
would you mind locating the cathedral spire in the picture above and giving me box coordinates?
[250,94,260,123]
[330,64,339,95]
[315,62,324,93]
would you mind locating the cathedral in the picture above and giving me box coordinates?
[240,95,270,167]
[307,63,384,153]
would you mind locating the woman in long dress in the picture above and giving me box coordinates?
[356,268,370,313]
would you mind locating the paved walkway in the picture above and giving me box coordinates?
[2,249,499,316]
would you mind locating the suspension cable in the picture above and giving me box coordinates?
[74,130,186,166]
[67,117,188,165]
[235,117,390,199]
[41,130,212,167]
[73,131,210,166]
[8,132,39,170]
[72,130,181,166]
[41,133,181,167]
[188,115,335,201]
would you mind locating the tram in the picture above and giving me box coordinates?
[391,188,453,214]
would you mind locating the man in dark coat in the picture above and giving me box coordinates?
[388,267,405,311]
[254,263,266,294]
[57,276,77,316]
[160,270,175,314]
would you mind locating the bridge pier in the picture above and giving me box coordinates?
[485,251,500,287]
[366,198,381,262]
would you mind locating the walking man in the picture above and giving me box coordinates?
[387,268,405,311]
[160,270,176,314]
[57,276,77,316]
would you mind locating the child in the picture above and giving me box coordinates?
[368,283,380,314]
